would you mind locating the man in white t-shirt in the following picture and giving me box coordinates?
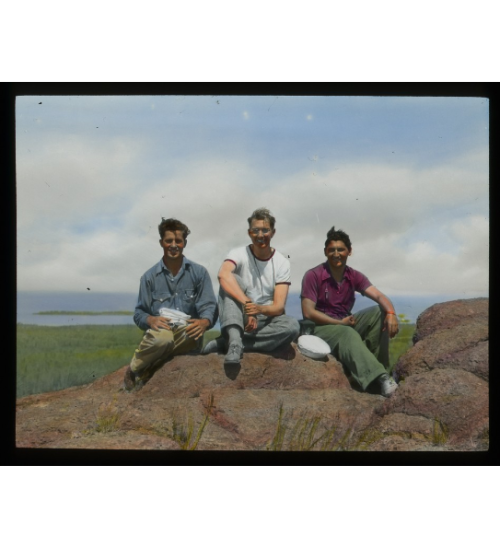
[202,208,300,366]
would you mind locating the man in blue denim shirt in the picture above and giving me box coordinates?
[123,217,218,391]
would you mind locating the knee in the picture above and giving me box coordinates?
[290,318,301,338]
[371,305,384,322]
[341,326,363,343]
[147,328,174,349]
[280,316,300,338]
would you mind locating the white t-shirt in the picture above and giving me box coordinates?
[225,245,291,306]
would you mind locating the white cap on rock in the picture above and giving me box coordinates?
[297,335,331,359]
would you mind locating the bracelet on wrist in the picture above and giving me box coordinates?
[386,311,396,315]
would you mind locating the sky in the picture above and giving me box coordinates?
[16,95,489,301]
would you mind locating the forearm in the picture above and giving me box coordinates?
[303,306,344,326]
[374,294,396,315]
[247,284,290,317]
[134,308,151,331]
[255,301,285,317]
[219,272,249,305]
[195,278,218,328]
[133,278,154,330]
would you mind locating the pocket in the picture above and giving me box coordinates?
[183,289,197,302]
[151,291,172,315]
[152,291,171,304]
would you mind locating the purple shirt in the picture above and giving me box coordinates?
[301,262,372,319]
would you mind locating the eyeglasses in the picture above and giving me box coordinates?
[250,228,271,235]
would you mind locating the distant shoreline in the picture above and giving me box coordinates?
[34,311,133,316]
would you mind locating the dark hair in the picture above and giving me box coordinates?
[158,218,191,241]
[325,226,352,251]
[247,207,276,230]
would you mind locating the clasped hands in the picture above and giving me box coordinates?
[340,312,398,338]
[340,315,356,326]
[243,301,260,333]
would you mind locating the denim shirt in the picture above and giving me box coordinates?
[133,257,218,331]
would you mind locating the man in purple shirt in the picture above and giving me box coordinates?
[301,226,399,397]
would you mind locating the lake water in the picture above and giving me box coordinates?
[17,291,138,326]
[16,290,479,327]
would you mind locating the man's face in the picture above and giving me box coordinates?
[248,219,274,250]
[324,240,351,268]
[160,230,185,260]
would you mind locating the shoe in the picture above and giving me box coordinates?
[123,366,136,392]
[201,337,226,355]
[224,343,243,366]
[377,373,398,397]
[123,366,145,392]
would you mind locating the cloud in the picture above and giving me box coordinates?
[17,133,143,233]
[17,150,488,298]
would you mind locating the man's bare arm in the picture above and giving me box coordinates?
[301,298,354,326]
[218,260,249,305]
[244,283,290,317]
[363,285,399,338]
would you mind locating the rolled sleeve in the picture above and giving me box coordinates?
[133,275,153,331]
[301,269,319,303]
[194,267,218,327]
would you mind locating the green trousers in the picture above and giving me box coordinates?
[313,305,389,391]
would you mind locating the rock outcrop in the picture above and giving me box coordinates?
[16,298,489,451]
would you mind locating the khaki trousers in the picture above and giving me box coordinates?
[130,325,198,379]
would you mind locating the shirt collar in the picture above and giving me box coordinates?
[321,261,353,282]
[248,244,276,261]
[155,256,190,275]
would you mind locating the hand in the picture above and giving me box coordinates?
[244,301,262,316]
[147,316,172,331]
[186,318,210,340]
[245,315,258,333]
[383,314,399,339]
[340,315,356,326]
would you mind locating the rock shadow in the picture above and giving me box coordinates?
[224,362,242,380]
[268,343,297,361]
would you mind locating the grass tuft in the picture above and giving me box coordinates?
[170,393,215,450]
[266,404,381,451]
[432,417,448,446]
[84,395,121,434]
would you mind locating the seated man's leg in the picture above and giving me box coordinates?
[243,314,300,352]
[313,324,386,391]
[218,275,246,334]
[216,274,248,364]
[352,305,390,370]
[125,326,196,389]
